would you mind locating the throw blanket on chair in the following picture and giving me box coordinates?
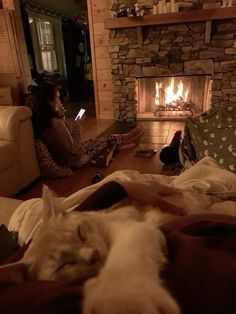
[182,105,236,172]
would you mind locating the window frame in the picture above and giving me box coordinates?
[35,17,58,73]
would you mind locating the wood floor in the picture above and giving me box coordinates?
[15,113,185,201]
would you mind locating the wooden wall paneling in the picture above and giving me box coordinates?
[93,8,110,23]
[87,0,114,119]
[0,10,20,75]
[99,101,115,118]
[98,80,113,91]
[3,0,32,90]
[1,0,33,104]
[94,34,109,47]
[9,1,32,89]
[95,46,110,58]
[99,90,113,101]
[87,0,100,118]
[96,58,112,70]
[96,69,112,80]
[92,0,109,10]
[93,22,109,35]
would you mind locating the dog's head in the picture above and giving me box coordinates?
[0,186,108,283]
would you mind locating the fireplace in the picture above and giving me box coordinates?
[108,20,236,122]
[136,75,212,119]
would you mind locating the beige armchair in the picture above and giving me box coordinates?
[0,106,40,197]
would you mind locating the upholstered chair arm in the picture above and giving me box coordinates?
[0,106,32,142]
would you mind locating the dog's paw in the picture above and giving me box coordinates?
[83,277,180,314]
[152,285,181,314]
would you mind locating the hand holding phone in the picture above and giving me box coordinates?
[75,108,86,121]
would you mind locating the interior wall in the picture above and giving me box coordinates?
[87,0,114,119]
[0,0,32,104]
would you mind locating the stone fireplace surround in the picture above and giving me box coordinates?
[108,19,236,122]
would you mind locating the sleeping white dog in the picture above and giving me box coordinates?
[2,177,236,314]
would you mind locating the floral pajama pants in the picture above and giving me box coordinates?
[77,134,122,168]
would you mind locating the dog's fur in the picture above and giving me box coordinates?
[2,183,236,314]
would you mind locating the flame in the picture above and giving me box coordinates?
[155,78,189,106]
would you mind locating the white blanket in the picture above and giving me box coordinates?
[8,157,236,246]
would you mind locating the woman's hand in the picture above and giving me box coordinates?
[66,117,81,134]
[55,104,66,119]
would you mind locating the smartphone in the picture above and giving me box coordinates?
[75,108,85,121]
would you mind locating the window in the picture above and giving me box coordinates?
[36,18,58,72]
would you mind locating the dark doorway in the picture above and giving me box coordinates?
[62,23,94,103]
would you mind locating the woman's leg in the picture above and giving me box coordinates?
[120,124,144,147]
[71,124,145,168]
[111,123,144,148]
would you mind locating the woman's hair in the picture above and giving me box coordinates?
[31,82,58,138]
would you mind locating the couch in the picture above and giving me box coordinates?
[0,106,40,197]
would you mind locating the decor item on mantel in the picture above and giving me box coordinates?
[105,7,236,49]
[104,7,236,29]
[221,0,234,7]
[156,0,180,13]
[110,0,235,19]
[153,0,158,14]
[111,1,148,18]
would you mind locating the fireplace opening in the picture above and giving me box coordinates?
[136,75,212,120]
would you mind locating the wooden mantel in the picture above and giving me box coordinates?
[104,7,236,29]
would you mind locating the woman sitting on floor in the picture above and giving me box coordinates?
[31,82,144,176]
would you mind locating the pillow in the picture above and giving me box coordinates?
[35,140,73,178]
[171,157,236,198]
[8,197,65,246]
[8,198,44,246]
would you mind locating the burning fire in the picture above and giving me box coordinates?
[155,77,189,107]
